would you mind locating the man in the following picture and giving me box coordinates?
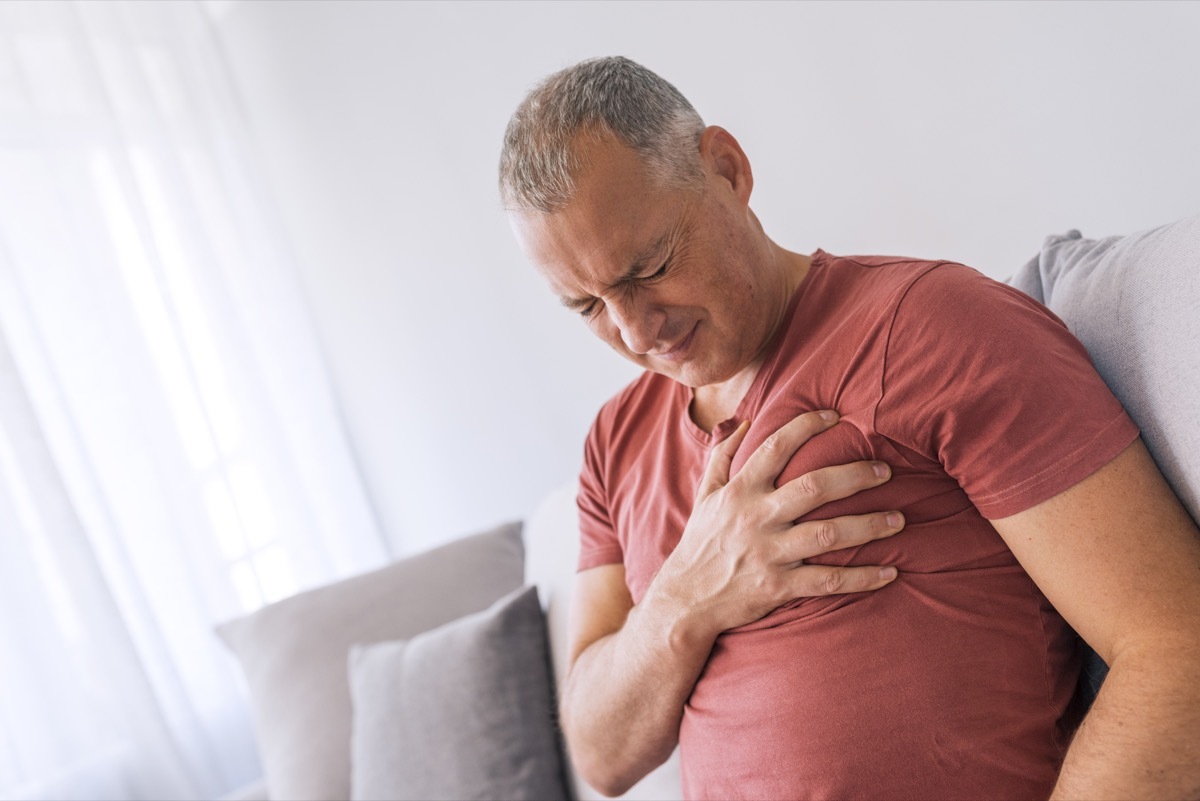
[500,57,1200,800]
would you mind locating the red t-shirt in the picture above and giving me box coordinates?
[577,252,1139,800]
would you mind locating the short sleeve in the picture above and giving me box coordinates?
[876,263,1139,519]
[577,412,625,572]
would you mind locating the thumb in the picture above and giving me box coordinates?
[698,419,751,496]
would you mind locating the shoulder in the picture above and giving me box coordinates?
[793,254,1003,352]
[899,259,1024,303]
[808,251,957,317]
[579,370,679,515]
[586,370,678,450]
[808,252,1048,332]
[888,259,1070,342]
[814,250,949,284]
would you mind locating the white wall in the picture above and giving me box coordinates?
[211,0,1200,554]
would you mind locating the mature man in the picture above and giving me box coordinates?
[500,57,1200,800]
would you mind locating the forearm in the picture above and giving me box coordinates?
[1053,639,1200,800]
[561,587,716,797]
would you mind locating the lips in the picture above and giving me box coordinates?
[656,323,698,362]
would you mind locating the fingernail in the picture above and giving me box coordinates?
[880,566,898,580]
[873,462,890,479]
[819,410,838,422]
[886,512,903,529]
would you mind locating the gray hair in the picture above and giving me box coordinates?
[499,56,706,213]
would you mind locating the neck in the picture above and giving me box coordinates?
[689,243,812,431]
[690,377,754,432]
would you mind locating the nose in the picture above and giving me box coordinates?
[606,297,666,355]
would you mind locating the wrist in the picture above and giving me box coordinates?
[637,570,720,658]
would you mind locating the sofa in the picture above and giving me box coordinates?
[216,215,1199,801]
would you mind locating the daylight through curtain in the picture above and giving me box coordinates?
[0,3,388,798]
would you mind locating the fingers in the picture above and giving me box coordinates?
[776,511,905,564]
[738,410,840,488]
[773,459,892,521]
[698,419,751,496]
[785,563,900,597]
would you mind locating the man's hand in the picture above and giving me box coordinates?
[650,409,904,639]
[561,409,904,796]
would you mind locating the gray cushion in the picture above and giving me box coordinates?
[348,585,569,801]
[215,522,525,801]
[1010,216,1200,699]
[1010,215,1200,524]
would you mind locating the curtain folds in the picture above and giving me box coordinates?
[0,2,388,798]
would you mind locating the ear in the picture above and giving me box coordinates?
[699,126,753,205]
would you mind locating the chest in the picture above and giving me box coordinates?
[609,393,973,606]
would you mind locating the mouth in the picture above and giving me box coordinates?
[654,323,698,363]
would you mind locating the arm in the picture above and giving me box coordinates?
[561,411,905,796]
[991,438,1200,800]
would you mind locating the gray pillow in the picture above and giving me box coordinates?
[348,585,569,801]
[1010,215,1200,703]
[215,522,525,801]
[1010,215,1200,524]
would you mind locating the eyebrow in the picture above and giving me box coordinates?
[559,233,670,311]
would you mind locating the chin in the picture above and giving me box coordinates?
[629,349,729,388]
[662,361,725,389]
[636,359,689,383]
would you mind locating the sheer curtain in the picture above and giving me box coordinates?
[0,2,389,799]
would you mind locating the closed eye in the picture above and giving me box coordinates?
[574,258,669,319]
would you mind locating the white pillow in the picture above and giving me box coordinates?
[216,521,524,801]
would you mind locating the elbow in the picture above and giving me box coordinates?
[558,678,677,797]
[561,726,637,797]
[572,758,641,798]
[562,723,672,798]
